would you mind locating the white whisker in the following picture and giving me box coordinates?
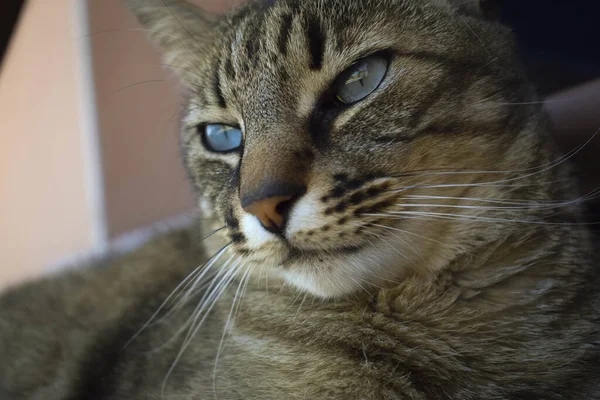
[367,221,448,246]
[347,275,373,297]
[293,292,310,321]
[148,255,238,355]
[394,202,576,211]
[212,264,254,398]
[366,222,515,269]
[123,231,228,349]
[404,194,570,206]
[385,127,599,192]
[378,211,594,226]
[161,257,245,397]
[360,225,419,267]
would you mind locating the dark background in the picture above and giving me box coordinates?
[500,1,599,95]
[0,0,26,69]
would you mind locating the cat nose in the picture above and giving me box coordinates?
[241,182,306,233]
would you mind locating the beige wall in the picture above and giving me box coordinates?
[0,0,94,288]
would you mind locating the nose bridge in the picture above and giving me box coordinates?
[238,124,313,231]
[239,128,312,206]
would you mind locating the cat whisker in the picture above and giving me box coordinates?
[107,79,167,97]
[397,183,600,209]
[459,15,493,59]
[393,201,583,211]
[471,95,596,107]
[385,179,570,195]
[157,252,231,325]
[148,268,221,329]
[176,257,242,346]
[403,194,584,206]
[374,210,549,224]
[384,127,599,188]
[166,107,187,124]
[86,28,209,84]
[161,257,245,397]
[347,275,375,298]
[158,0,204,50]
[364,221,516,272]
[154,236,231,316]
[149,254,238,353]
[158,63,207,81]
[377,211,598,226]
[376,221,426,262]
[361,235,423,286]
[86,27,185,40]
[355,275,387,291]
[365,221,449,247]
[287,291,305,312]
[265,266,270,295]
[359,225,420,268]
[212,264,254,397]
[293,292,310,322]
[163,228,228,305]
[123,228,227,349]
[153,260,238,353]
[237,266,255,319]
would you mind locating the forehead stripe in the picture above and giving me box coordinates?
[305,15,325,70]
[224,53,236,80]
[278,13,294,56]
[214,68,227,109]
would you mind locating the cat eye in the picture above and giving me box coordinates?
[201,124,243,153]
[336,56,389,104]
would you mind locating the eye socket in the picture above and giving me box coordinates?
[336,56,389,105]
[201,124,243,153]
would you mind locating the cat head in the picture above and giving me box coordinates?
[126,0,553,297]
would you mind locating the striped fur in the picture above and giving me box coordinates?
[1,0,598,398]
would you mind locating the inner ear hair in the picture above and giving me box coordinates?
[124,0,217,39]
[123,0,217,84]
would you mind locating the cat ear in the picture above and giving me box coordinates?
[448,0,501,20]
[124,0,216,80]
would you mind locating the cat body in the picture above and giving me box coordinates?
[1,0,599,398]
[2,224,597,399]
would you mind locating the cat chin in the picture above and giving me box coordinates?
[280,268,363,298]
[277,243,408,298]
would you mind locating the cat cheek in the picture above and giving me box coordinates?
[286,191,329,236]
[198,198,216,218]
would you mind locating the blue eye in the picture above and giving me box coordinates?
[202,124,243,153]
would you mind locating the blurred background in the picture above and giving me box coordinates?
[0,0,598,289]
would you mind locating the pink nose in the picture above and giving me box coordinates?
[241,181,307,233]
[243,194,295,232]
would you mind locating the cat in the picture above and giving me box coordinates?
[1,0,598,398]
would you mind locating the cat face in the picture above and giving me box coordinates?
[128,0,548,297]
